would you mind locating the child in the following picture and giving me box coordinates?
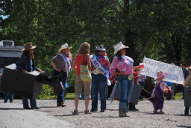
[150,71,167,114]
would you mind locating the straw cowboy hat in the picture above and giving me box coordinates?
[113,42,129,55]
[22,42,36,51]
[95,45,106,52]
[58,43,72,53]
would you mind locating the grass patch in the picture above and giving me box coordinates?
[39,93,75,100]
[174,92,183,100]
[65,93,75,99]
[38,85,75,99]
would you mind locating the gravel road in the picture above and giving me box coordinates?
[0,100,191,128]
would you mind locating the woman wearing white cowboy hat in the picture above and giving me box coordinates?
[51,43,72,107]
[110,42,134,117]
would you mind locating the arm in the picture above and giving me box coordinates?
[87,55,92,71]
[110,57,118,77]
[51,56,62,72]
[51,62,60,72]
[72,56,77,71]
[16,55,28,73]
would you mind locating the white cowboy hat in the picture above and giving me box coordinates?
[95,45,106,52]
[58,43,72,53]
[113,42,129,55]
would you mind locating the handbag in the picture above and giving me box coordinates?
[80,65,92,82]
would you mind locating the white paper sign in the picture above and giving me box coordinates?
[5,64,17,70]
[27,71,40,76]
[140,57,184,85]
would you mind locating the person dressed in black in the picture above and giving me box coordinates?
[16,42,40,109]
[4,93,14,103]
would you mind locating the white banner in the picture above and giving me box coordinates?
[140,57,184,85]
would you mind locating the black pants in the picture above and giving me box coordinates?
[185,106,190,116]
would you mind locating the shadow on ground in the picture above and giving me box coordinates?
[175,114,191,117]
[92,115,128,119]
[0,108,24,110]
[177,125,191,128]
[39,106,57,109]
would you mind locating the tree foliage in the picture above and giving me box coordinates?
[1,0,191,67]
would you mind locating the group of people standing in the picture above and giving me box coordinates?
[54,41,142,117]
[14,41,141,117]
[12,41,191,117]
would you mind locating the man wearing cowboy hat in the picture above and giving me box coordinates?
[16,42,40,109]
[51,43,72,107]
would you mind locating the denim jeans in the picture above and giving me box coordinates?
[22,97,37,108]
[91,74,107,111]
[52,71,67,103]
[57,90,64,103]
[4,93,14,103]
[118,75,132,112]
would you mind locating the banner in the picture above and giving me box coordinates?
[140,57,184,85]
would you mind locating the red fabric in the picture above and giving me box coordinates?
[133,71,139,83]
[133,65,144,83]
[74,54,89,75]
[134,65,144,70]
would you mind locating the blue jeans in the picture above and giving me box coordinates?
[91,74,107,111]
[52,71,67,104]
[22,97,37,108]
[118,75,132,112]
[57,90,64,103]
[4,93,14,103]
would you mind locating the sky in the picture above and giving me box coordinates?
[0,15,9,20]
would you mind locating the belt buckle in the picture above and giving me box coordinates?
[128,74,133,80]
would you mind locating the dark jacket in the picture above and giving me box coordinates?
[16,54,36,72]
[184,86,191,107]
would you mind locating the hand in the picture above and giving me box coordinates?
[36,68,44,73]
[22,70,29,74]
[56,69,61,72]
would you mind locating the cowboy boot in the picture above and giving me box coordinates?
[60,102,66,107]
[119,109,127,117]
[57,102,61,107]
[129,103,134,111]
[185,106,189,116]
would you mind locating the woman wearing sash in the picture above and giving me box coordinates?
[51,43,72,107]
[90,45,110,112]
[110,42,134,117]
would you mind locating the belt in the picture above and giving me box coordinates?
[118,74,134,80]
